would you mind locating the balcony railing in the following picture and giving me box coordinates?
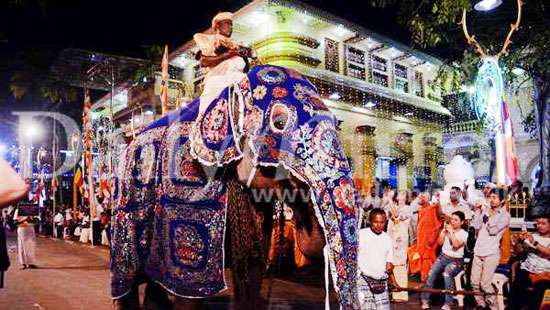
[443,120,483,134]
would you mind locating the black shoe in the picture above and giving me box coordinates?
[27,264,38,269]
[20,265,27,270]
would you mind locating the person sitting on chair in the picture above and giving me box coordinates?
[510,214,550,310]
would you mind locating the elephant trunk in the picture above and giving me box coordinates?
[295,215,325,259]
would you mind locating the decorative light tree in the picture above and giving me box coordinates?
[459,0,522,187]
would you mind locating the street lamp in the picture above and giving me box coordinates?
[474,0,503,11]
[19,121,42,179]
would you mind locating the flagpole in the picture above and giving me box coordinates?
[52,118,56,225]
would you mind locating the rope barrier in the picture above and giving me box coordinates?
[388,274,504,297]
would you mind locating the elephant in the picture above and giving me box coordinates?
[110,65,359,309]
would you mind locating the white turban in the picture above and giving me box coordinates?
[212,12,233,29]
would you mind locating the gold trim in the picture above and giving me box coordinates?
[252,32,320,50]
[262,54,322,67]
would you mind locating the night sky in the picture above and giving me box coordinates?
[0,0,411,57]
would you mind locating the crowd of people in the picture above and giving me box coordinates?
[0,201,112,272]
[357,182,550,310]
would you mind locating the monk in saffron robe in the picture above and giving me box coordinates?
[268,205,310,268]
[409,192,441,282]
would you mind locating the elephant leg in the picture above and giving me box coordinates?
[232,259,266,310]
[226,179,266,309]
[295,213,325,259]
[143,281,172,310]
[112,285,140,310]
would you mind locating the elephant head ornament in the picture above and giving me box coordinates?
[111,65,359,309]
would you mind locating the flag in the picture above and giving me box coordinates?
[32,177,45,202]
[502,99,519,186]
[159,45,169,115]
[74,166,84,193]
[99,165,111,199]
[51,175,58,193]
[82,180,89,200]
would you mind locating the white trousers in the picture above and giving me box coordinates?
[199,57,246,116]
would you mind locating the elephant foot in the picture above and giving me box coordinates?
[143,282,172,310]
[168,296,206,310]
[232,262,267,310]
[112,287,140,310]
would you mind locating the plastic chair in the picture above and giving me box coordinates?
[454,270,466,307]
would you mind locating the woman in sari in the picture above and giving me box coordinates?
[387,191,412,302]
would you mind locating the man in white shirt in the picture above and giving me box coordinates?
[53,209,64,239]
[357,208,394,310]
[440,186,473,222]
[194,12,252,116]
[359,187,381,228]
[463,181,495,209]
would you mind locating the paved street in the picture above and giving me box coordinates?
[0,233,112,310]
[0,232,427,309]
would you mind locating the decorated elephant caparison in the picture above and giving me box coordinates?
[111,65,359,309]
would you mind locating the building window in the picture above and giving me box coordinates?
[414,71,424,97]
[347,63,365,80]
[372,71,388,87]
[394,63,408,79]
[346,46,365,64]
[325,38,340,73]
[371,55,387,72]
[345,45,365,80]
[393,63,409,93]
[395,79,409,93]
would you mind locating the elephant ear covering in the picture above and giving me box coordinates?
[189,80,250,167]
[243,65,359,309]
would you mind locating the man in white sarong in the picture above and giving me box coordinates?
[193,12,252,116]
[13,208,37,269]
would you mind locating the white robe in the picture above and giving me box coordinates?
[193,33,247,116]
[17,226,36,265]
[13,211,36,265]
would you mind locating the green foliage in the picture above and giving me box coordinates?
[8,48,79,103]
[520,109,537,138]
[371,0,471,48]
[133,45,165,85]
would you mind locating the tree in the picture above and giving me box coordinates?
[8,47,79,104]
[2,0,80,104]
[370,0,549,213]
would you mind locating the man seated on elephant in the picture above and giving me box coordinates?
[193,12,254,116]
